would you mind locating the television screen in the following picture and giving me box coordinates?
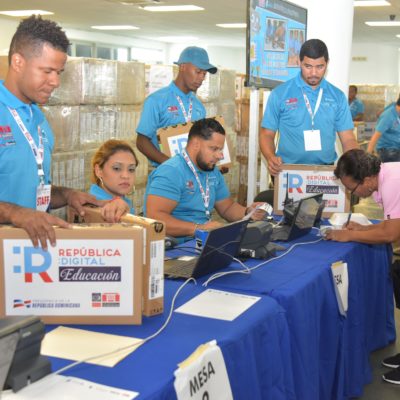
[246,0,307,89]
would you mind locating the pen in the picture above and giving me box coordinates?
[345,212,352,227]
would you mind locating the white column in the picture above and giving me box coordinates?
[246,88,260,205]
[259,90,271,192]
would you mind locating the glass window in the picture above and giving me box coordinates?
[97,47,112,60]
[76,44,92,58]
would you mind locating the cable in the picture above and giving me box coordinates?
[52,277,196,376]
[203,257,251,286]
[203,237,323,285]
[247,237,323,272]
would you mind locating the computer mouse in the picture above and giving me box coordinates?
[164,236,179,250]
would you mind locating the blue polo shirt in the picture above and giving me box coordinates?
[89,184,135,214]
[375,104,400,150]
[349,98,365,119]
[136,82,206,166]
[262,73,354,165]
[0,81,54,210]
[144,153,230,236]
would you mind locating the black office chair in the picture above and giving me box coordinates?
[254,189,274,206]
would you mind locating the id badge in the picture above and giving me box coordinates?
[36,184,51,212]
[304,129,322,151]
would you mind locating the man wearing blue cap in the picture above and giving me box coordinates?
[136,46,217,166]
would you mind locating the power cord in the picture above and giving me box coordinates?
[52,277,196,376]
[203,237,323,286]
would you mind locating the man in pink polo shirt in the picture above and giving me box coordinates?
[325,149,400,384]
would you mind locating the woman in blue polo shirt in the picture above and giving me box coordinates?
[90,139,138,214]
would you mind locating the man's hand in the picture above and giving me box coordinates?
[245,202,270,220]
[65,190,104,217]
[267,155,283,176]
[10,208,70,250]
[324,229,351,242]
[199,221,223,231]
[344,221,367,231]
[100,198,130,223]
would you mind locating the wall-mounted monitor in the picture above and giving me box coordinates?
[246,0,307,89]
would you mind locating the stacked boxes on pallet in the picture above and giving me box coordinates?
[43,57,147,217]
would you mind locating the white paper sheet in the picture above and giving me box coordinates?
[175,289,260,321]
[41,326,142,367]
[1,374,138,400]
[329,212,372,227]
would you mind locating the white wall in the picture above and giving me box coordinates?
[0,15,246,71]
[0,18,18,55]
[2,15,399,83]
[349,42,399,85]
[166,43,246,72]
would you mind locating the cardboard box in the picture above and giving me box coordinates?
[70,207,165,317]
[157,115,232,168]
[0,224,143,325]
[274,164,350,217]
[0,56,8,80]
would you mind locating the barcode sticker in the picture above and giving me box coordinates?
[149,274,164,299]
[149,240,164,299]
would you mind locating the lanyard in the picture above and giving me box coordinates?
[8,107,45,183]
[302,88,323,130]
[182,149,210,218]
[176,95,193,123]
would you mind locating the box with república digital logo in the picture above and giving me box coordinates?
[69,206,165,317]
[157,115,233,168]
[0,224,143,325]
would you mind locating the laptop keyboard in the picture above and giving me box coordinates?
[164,258,197,278]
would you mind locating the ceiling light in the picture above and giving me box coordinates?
[0,10,54,17]
[354,1,390,6]
[365,21,400,26]
[216,23,247,28]
[140,5,204,11]
[158,36,198,43]
[91,25,139,30]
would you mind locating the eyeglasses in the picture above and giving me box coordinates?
[349,181,362,195]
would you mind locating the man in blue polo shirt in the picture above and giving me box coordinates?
[0,16,124,250]
[348,85,364,121]
[367,97,400,162]
[136,46,217,166]
[144,118,265,241]
[260,39,358,176]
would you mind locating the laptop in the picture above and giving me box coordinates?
[271,193,325,242]
[164,219,249,279]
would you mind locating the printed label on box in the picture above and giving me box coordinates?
[149,240,164,299]
[4,239,134,316]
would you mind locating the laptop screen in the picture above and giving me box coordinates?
[290,193,324,239]
[192,219,249,278]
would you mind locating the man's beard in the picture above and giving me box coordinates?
[196,154,215,172]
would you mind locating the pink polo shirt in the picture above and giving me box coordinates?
[373,162,400,220]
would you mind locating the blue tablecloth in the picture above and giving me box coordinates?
[47,231,395,400]
[49,281,295,400]
[184,232,395,399]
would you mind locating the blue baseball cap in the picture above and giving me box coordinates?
[174,46,217,74]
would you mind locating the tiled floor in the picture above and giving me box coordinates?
[360,307,400,399]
